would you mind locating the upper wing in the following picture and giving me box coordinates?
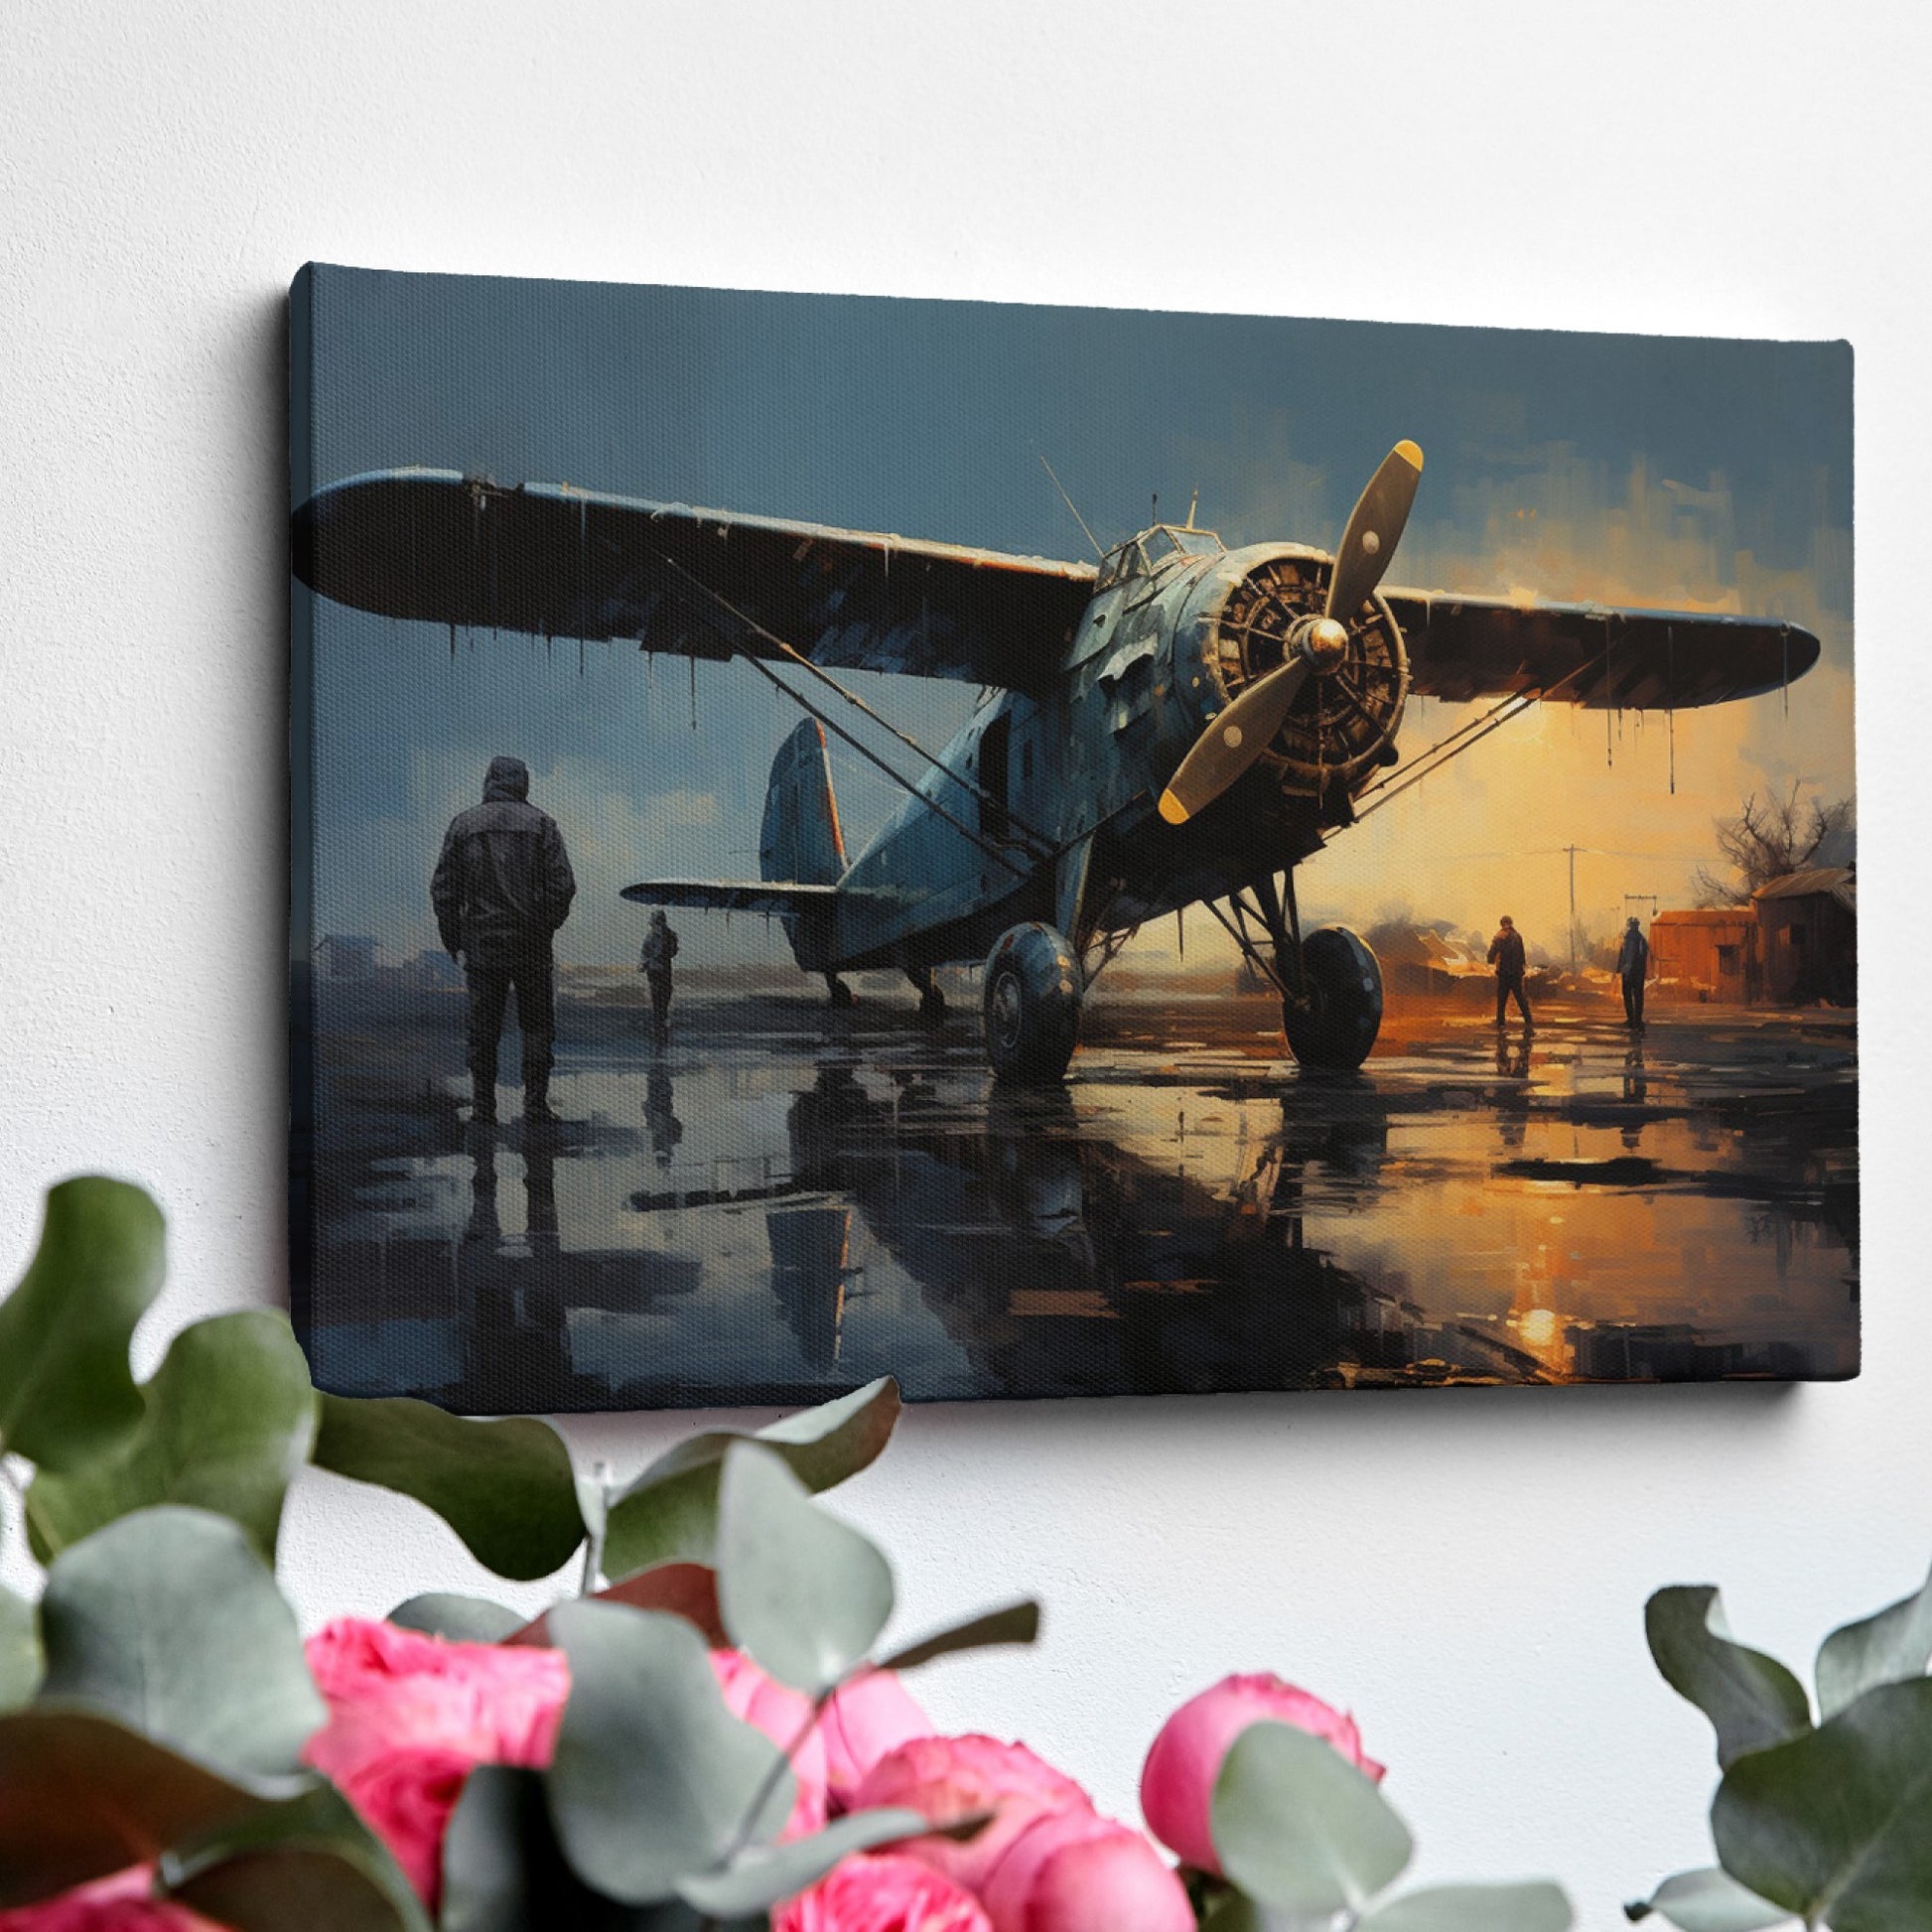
[293,469,1095,696]
[1384,589,1821,710]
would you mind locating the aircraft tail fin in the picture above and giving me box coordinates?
[760,720,847,888]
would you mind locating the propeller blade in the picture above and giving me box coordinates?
[1158,656,1313,825]
[1324,440,1423,624]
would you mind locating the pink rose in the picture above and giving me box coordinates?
[774,1853,992,1931]
[710,1647,830,1839]
[0,1866,223,1930]
[1140,1673,1385,1875]
[851,1735,1092,1897]
[980,1811,1193,1932]
[301,1617,571,1904]
[819,1669,935,1813]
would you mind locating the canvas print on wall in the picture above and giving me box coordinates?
[290,265,1856,1411]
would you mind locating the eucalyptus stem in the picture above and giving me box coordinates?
[725,1685,835,1863]
[577,1459,612,1597]
[0,1457,26,1566]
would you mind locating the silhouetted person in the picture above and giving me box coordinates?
[644,1062,683,1170]
[1487,914,1533,1029]
[432,756,576,1127]
[637,907,679,1046]
[1617,915,1651,1028]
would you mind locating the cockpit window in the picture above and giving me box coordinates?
[1097,540,1145,592]
[1146,524,1224,561]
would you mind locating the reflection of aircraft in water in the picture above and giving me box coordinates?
[296,443,1816,1083]
[776,1061,1530,1396]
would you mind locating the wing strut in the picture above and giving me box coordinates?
[654,550,1060,867]
[1352,647,1608,824]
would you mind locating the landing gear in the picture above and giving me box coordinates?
[1230,872,1384,1072]
[1281,926,1383,1072]
[982,922,1083,1083]
[826,973,855,1009]
[908,965,947,1027]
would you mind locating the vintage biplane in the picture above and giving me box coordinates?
[294,445,1818,1079]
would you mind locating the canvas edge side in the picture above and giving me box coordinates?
[287,263,318,1356]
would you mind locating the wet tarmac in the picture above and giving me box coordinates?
[295,975,1858,1411]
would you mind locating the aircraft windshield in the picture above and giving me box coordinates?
[1146,525,1224,561]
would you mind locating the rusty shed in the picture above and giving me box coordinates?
[1752,867,1857,1005]
[1648,908,1756,1003]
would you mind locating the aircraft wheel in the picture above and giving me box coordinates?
[1281,925,1382,1071]
[983,922,1083,1083]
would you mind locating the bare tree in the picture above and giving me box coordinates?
[1695,783,1855,906]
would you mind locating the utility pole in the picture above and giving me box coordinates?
[1566,843,1580,977]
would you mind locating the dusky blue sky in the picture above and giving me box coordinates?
[298,266,1852,970]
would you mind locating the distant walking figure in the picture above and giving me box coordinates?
[432,756,577,1126]
[638,907,680,1046]
[1488,914,1533,1029]
[1617,915,1651,1029]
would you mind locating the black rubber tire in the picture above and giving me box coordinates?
[982,922,1083,1083]
[1282,925,1383,1070]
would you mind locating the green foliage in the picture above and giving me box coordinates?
[543,1600,793,1905]
[1360,1881,1575,1931]
[1815,1562,1932,1722]
[875,1599,1040,1673]
[312,1392,585,1582]
[1212,1720,1415,1916]
[674,1808,930,1918]
[1644,1587,1813,1770]
[387,1594,528,1643]
[0,1707,279,1909]
[27,1310,317,1564]
[1640,1563,1932,1930]
[37,1506,325,1780]
[1627,1866,1793,1930]
[160,1781,433,1932]
[717,1442,895,1697]
[0,1176,164,1470]
[602,1376,898,1580]
[0,1584,41,1711]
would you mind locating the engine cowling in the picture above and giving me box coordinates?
[1200,545,1409,796]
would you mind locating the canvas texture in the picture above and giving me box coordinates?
[290,264,1857,1412]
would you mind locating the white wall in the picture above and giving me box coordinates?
[1,4,1924,1925]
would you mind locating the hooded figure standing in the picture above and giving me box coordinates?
[1617,915,1651,1028]
[432,756,577,1126]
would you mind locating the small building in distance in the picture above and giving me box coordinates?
[1648,908,1756,1004]
[1752,866,1857,1005]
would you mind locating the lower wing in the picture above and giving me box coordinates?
[620,880,844,917]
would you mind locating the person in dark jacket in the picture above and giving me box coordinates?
[432,756,576,1126]
[1487,914,1533,1029]
[1616,915,1651,1029]
[637,907,680,1046]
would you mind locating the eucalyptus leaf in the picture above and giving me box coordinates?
[162,1781,431,1932]
[1626,1866,1794,1930]
[447,1772,761,1932]
[1816,1560,1932,1721]
[545,1600,793,1905]
[603,1377,898,1580]
[676,1806,930,1916]
[0,1583,41,1711]
[717,1442,894,1697]
[508,1563,726,1650]
[1644,1587,1812,1769]
[38,1505,325,1779]
[1360,1879,1573,1931]
[313,1393,584,1581]
[0,1706,280,1908]
[876,1599,1040,1673]
[0,1176,164,1470]
[1211,1719,1413,1917]
[387,1593,527,1643]
[1712,1676,1932,1932]
[1198,1894,1270,1932]
[27,1310,317,1564]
